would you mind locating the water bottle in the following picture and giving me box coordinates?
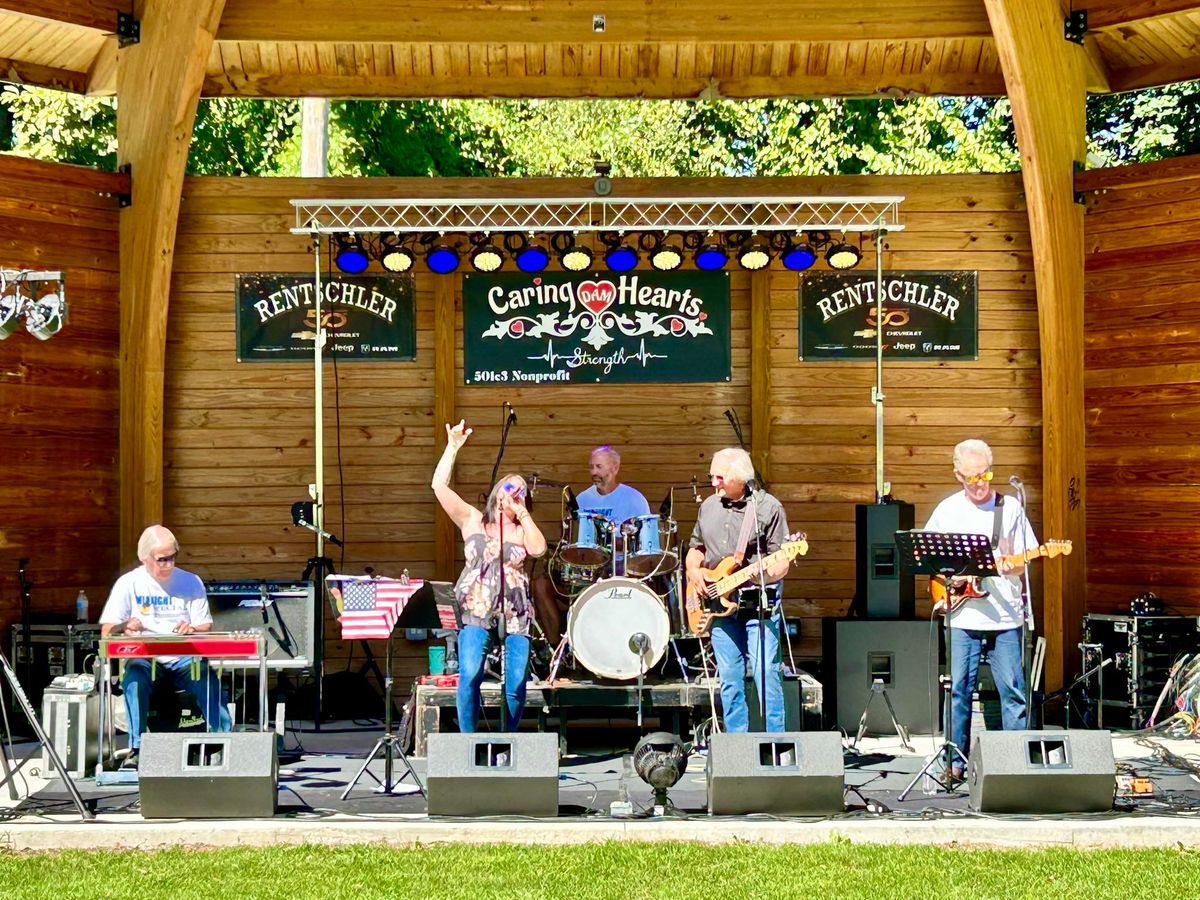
[75,589,88,623]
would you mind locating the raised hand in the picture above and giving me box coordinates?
[445,419,472,451]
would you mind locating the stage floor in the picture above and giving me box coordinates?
[3,724,1200,851]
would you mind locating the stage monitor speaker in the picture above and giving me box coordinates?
[835,620,940,736]
[707,731,844,815]
[854,502,915,618]
[139,731,278,819]
[968,730,1116,813]
[426,732,559,817]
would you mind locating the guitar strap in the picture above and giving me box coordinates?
[991,493,1005,552]
[732,491,758,565]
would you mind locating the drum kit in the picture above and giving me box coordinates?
[531,474,692,683]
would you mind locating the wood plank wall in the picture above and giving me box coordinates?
[0,157,125,632]
[166,173,1039,700]
[1079,156,1200,615]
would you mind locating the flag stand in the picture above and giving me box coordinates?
[331,572,439,798]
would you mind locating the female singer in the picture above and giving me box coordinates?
[432,419,547,732]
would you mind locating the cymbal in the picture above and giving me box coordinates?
[525,473,568,489]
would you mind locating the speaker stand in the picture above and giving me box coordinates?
[849,678,913,752]
[340,630,424,799]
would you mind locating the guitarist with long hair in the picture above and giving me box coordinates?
[685,448,793,733]
[925,438,1038,782]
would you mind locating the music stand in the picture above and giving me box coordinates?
[894,530,996,799]
[336,577,442,799]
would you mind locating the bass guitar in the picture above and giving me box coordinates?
[930,540,1072,614]
[686,534,808,636]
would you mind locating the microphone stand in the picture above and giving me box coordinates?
[489,402,516,733]
[1010,477,1037,712]
[748,486,771,729]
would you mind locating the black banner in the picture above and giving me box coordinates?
[799,271,978,361]
[463,271,731,385]
[235,273,416,362]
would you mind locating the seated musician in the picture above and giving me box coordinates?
[531,444,651,648]
[685,448,791,732]
[99,525,232,769]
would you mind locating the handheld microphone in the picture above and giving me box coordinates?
[291,500,344,547]
[505,402,517,425]
[691,476,702,504]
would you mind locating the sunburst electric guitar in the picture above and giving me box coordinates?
[930,540,1073,614]
[686,534,809,636]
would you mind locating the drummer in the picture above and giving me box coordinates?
[531,445,651,648]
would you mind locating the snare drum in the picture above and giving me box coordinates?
[567,577,670,680]
[620,514,678,578]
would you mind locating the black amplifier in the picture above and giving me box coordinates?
[1081,613,1200,729]
[206,580,315,670]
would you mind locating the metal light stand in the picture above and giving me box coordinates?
[850,679,914,752]
[896,530,997,800]
[308,235,329,728]
[871,224,887,501]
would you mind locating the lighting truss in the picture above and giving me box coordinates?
[290,195,904,236]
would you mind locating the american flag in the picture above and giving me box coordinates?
[333,577,424,640]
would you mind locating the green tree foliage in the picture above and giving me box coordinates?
[1087,82,1200,165]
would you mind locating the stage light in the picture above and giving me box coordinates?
[694,241,728,271]
[551,233,593,272]
[605,242,639,273]
[470,239,504,273]
[737,236,771,271]
[642,232,683,272]
[379,236,414,273]
[426,244,461,274]
[0,272,67,341]
[781,239,817,271]
[334,234,369,273]
[827,237,862,270]
[24,290,65,340]
[515,243,551,273]
[633,732,691,812]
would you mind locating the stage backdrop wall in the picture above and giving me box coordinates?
[0,157,124,629]
[1080,156,1200,616]
[165,173,1041,692]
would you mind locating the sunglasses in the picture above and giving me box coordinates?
[957,470,994,485]
[153,553,178,565]
[502,482,527,499]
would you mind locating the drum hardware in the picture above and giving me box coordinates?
[524,472,568,494]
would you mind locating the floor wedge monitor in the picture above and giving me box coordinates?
[426,732,559,816]
[707,731,844,815]
[968,730,1116,813]
[139,731,278,819]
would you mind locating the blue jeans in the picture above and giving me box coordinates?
[456,624,530,733]
[950,626,1027,759]
[122,657,231,750]
[711,605,785,733]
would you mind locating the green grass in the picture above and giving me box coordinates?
[0,841,1198,899]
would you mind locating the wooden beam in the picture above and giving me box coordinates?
[0,57,87,92]
[1082,35,1111,93]
[202,69,1009,100]
[1107,54,1200,93]
[118,0,225,559]
[984,0,1088,694]
[217,0,994,43]
[1084,0,1200,30]
[86,34,117,96]
[0,0,123,31]
[433,276,457,582]
[750,270,772,487]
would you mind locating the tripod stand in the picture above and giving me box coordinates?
[895,530,996,800]
[850,678,914,752]
[338,575,438,798]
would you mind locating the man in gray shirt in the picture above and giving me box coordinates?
[685,448,792,732]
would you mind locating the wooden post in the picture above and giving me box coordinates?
[984,0,1088,692]
[433,276,458,581]
[117,0,225,558]
[750,269,772,485]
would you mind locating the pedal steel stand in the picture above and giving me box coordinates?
[896,530,996,800]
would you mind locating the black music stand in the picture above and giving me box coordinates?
[339,578,441,799]
[894,530,996,799]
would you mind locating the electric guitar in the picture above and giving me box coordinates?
[686,534,808,636]
[930,540,1072,614]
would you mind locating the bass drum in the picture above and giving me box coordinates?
[567,577,670,680]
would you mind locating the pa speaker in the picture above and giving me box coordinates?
[854,502,915,618]
[707,731,844,815]
[426,732,559,816]
[968,730,1115,813]
[835,620,940,736]
[139,731,278,818]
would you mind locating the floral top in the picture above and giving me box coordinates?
[454,532,532,636]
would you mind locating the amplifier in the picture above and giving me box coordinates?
[10,624,101,715]
[1081,614,1199,729]
[206,580,315,670]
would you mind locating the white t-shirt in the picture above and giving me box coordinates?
[577,482,653,551]
[924,491,1038,631]
[100,566,212,662]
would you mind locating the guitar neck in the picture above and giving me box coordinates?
[716,547,788,594]
[1000,546,1048,568]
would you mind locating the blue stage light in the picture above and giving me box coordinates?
[516,244,550,273]
[426,245,461,274]
[694,243,728,271]
[605,245,639,272]
[782,243,817,271]
[334,235,369,273]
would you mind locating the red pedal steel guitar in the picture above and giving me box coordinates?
[930,540,1072,614]
[686,534,808,636]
